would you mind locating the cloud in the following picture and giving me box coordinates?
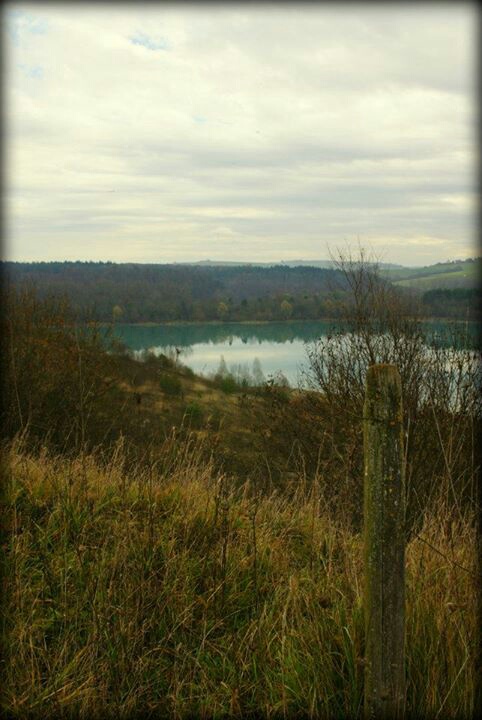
[4,2,477,265]
[17,62,43,79]
[7,7,49,46]
[129,32,169,51]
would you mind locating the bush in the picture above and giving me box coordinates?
[0,285,120,453]
[159,373,183,397]
[184,401,204,428]
[219,375,238,394]
[158,352,176,370]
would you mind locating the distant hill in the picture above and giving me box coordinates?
[381,258,480,290]
[188,259,403,269]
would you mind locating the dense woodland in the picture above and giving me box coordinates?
[2,261,345,322]
[2,260,479,322]
[421,286,481,318]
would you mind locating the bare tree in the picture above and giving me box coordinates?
[303,248,480,527]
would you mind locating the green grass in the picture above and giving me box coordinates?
[2,439,476,718]
[394,265,478,290]
[382,259,479,281]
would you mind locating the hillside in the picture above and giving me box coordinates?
[381,258,480,289]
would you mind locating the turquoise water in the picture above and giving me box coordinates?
[112,321,332,385]
[111,320,478,387]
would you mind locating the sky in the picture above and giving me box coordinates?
[4,3,478,266]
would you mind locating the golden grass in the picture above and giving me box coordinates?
[2,438,477,718]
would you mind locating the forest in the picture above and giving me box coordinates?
[2,260,479,322]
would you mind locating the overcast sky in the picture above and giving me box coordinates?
[4,3,478,266]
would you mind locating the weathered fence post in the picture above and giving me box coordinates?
[364,364,405,719]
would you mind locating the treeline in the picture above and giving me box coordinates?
[422,287,481,319]
[1,261,350,322]
[3,261,479,322]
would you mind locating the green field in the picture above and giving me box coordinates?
[381,259,479,290]
[394,266,478,290]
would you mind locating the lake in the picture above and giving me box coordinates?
[111,320,478,387]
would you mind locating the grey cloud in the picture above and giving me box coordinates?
[4,3,477,264]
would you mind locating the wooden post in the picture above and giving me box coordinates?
[363,364,405,719]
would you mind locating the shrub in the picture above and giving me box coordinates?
[0,285,120,454]
[184,401,204,428]
[158,352,176,370]
[159,373,183,397]
[219,375,238,394]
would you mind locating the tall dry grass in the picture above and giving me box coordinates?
[2,434,477,719]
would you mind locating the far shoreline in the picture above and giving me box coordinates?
[101,317,478,327]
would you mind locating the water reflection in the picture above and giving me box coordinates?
[112,320,479,388]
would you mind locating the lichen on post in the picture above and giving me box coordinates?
[363,364,405,719]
